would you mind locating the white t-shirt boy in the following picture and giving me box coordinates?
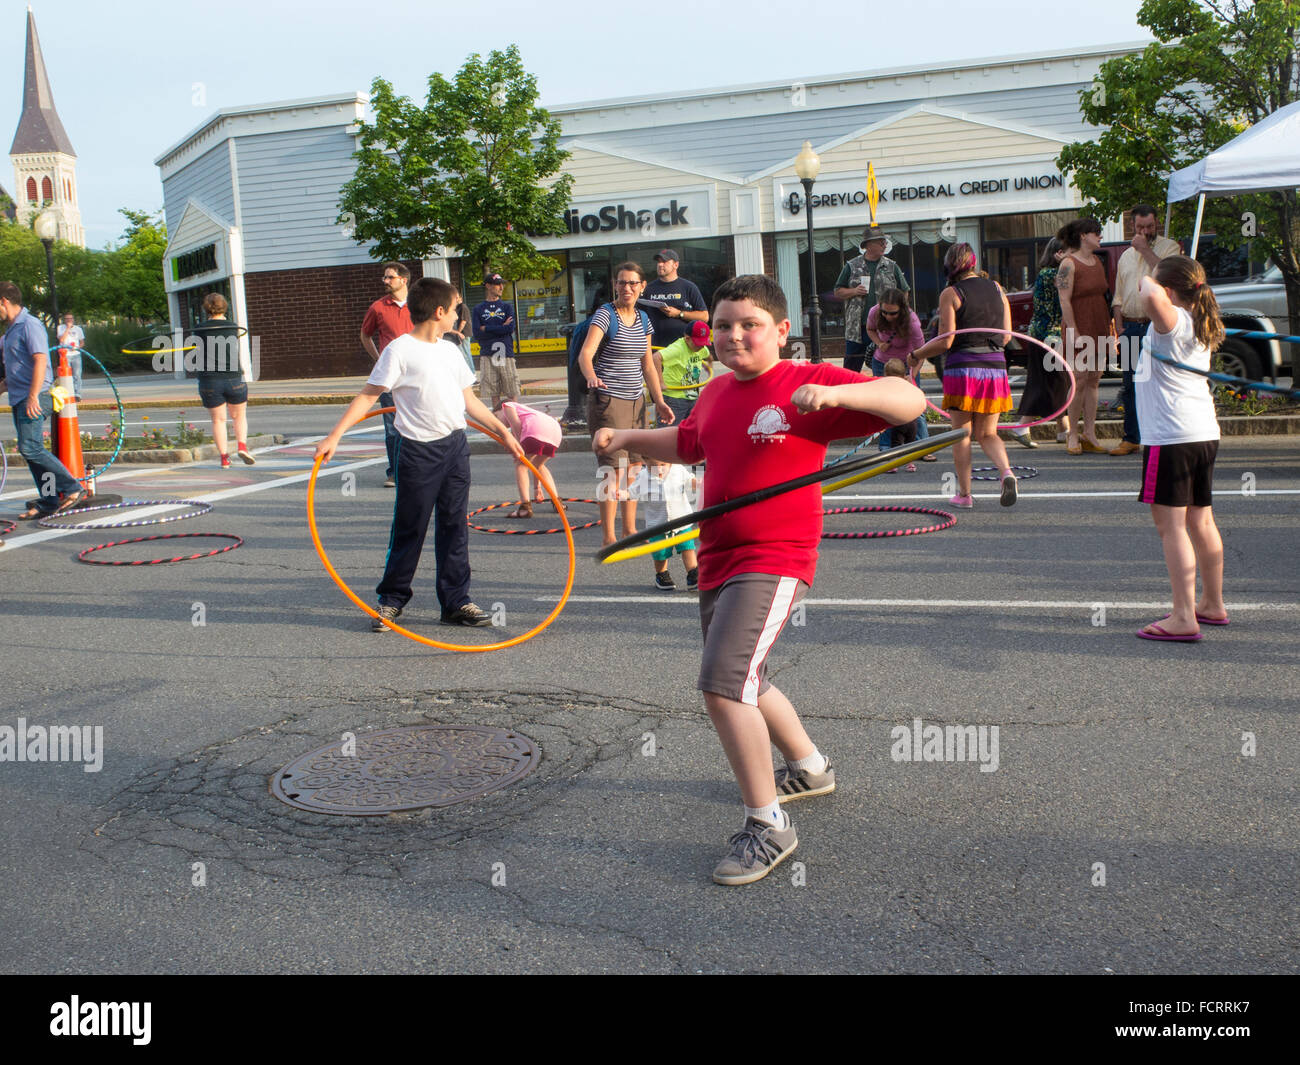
[368,334,477,442]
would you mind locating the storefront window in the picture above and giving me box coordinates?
[983,211,1077,293]
[177,280,232,330]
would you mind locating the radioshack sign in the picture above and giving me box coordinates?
[773,159,1076,229]
[533,186,716,250]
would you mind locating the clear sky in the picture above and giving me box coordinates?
[8,0,1151,249]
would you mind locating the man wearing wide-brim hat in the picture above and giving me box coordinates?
[834,225,909,374]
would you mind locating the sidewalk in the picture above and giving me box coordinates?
[77,366,572,410]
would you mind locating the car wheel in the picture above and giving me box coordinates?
[1213,339,1263,381]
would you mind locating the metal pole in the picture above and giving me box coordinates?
[801,177,822,362]
[42,238,59,321]
[1190,194,1206,259]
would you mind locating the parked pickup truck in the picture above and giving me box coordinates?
[1006,251,1291,381]
[1004,244,1124,369]
[1209,265,1292,381]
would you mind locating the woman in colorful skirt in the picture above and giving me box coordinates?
[910,243,1017,508]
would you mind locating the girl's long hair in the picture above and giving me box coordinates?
[1153,255,1225,350]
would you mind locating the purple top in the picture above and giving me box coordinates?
[865,306,925,362]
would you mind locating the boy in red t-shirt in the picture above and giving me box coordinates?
[592,274,924,885]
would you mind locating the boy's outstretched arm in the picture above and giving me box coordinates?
[791,376,926,424]
[591,426,680,465]
[315,385,384,463]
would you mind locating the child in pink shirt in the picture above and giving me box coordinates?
[498,401,563,518]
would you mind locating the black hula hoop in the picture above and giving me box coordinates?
[971,465,1038,482]
[821,504,957,539]
[77,532,243,566]
[37,498,213,530]
[467,498,601,535]
[595,428,968,562]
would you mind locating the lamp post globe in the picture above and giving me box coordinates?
[794,142,822,363]
[34,212,60,321]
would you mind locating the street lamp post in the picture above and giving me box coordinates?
[34,212,59,321]
[794,141,822,363]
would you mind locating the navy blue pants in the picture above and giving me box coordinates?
[376,431,472,613]
[1119,322,1145,445]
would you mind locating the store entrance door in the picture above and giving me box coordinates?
[570,250,612,321]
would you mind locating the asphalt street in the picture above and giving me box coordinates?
[1,405,1297,974]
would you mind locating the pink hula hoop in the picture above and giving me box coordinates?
[920,328,1076,432]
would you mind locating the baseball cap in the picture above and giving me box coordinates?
[653,249,679,263]
[484,273,505,285]
[689,321,711,344]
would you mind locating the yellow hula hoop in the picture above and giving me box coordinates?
[120,345,197,355]
[600,431,963,565]
[659,360,716,394]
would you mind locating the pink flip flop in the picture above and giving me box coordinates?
[1137,623,1202,643]
[1163,612,1229,627]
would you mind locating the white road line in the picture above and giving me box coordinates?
[0,454,384,552]
[536,595,1298,611]
[827,490,1300,501]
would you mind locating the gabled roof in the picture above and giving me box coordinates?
[9,8,75,156]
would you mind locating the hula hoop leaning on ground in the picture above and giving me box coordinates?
[307,408,576,653]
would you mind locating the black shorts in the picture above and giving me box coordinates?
[198,376,248,409]
[1138,440,1217,507]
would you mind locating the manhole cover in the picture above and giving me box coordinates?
[269,725,540,815]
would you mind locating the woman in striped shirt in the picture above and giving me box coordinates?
[578,261,675,544]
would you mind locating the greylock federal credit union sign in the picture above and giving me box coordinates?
[531,186,716,250]
[773,160,1076,230]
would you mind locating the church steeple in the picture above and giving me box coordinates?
[10,7,82,246]
[10,7,75,156]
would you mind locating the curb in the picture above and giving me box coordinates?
[77,434,286,465]
[76,382,566,412]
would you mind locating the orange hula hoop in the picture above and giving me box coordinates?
[307,407,575,652]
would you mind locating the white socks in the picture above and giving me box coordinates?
[789,749,828,775]
[746,801,786,829]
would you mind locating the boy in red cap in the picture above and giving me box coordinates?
[593,274,922,885]
[653,319,713,424]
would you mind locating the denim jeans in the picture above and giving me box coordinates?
[11,392,81,508]
[379,390,397,477]
[870,357,930,450]
[1119,322,1145,444]
[59,349,83,398]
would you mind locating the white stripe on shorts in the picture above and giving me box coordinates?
[741,576,800,706]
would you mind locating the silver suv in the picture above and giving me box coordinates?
[1211,266,1292,380]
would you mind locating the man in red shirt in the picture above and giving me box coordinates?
[361,262,413,487]
[593,274,923,886]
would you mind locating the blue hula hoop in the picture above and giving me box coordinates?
[72,348,125,482]
[1151,351,1299,399]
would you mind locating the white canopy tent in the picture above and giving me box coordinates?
[1165,99,1300,256]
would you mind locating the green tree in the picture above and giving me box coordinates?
[0,208,167,330]
[338,45,573,282]
[1057,0,1299,362]
[107,208,169,322]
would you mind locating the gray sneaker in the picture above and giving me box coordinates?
[441,602,493,627]
[711,815,798,886]
[370,604,402,632]
[775,758,835,804]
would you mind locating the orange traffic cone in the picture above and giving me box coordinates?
[53,347,86,489]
